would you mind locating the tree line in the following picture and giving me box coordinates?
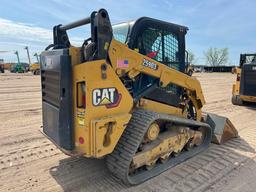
[188,47,229,66]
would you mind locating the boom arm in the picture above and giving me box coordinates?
[108,39,206,109]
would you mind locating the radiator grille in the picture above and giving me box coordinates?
[41,70,60,107]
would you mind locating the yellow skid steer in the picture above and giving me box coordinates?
[40,9,238,185]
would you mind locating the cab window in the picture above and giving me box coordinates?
[138,27,180,71]
[112,23,129,43]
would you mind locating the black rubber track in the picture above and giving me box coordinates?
[231,95,243,105]
[106,109,213,185]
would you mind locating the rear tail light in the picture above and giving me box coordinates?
[79,137,84,144]
[236,74,240,81]
[77,81,86,108]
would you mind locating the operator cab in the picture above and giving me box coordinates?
[113,18,188,106]
[112,18,188,73]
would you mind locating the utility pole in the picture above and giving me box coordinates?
[34,53,40,63]
[24,46,31,65]
[14,51,21,65]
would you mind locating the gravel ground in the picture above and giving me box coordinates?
[0,72,255,192]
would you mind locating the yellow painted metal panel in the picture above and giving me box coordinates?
[72,59,133,157]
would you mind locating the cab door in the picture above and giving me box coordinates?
[128,18,187,106]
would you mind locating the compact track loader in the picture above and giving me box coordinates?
[40,9,238,185]
[232,53,256,105]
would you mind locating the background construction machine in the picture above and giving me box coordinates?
[10,63,26,73]
[30,53,40,75]
[0,59,4,73]
[232,53,256,105]
[0,64,4,73]
[40,9,237,185]
[30,63,40,75]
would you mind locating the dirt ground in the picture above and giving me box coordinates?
[0,72,255,192]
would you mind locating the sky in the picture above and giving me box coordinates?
[0,0,255,65]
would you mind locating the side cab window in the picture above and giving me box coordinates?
[138,27,181,71]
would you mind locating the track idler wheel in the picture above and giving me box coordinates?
[145,123,160,142]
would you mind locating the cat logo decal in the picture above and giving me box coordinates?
[92,87,121,108]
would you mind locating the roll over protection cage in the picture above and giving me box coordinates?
[49,9,113,60]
